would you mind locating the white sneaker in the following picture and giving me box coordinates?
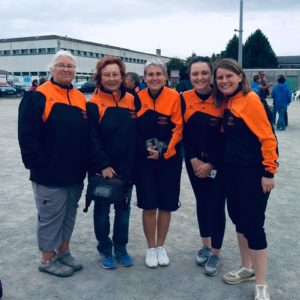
[255,284,270,300]
[145,248,158,268]
[157,246,170,266]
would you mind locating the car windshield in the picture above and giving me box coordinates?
[74,81,86,88]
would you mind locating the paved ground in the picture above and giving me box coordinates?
[0,96,299,300]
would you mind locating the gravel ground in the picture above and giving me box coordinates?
[0,97,299,300]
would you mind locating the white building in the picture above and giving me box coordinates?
[0,35,170,82]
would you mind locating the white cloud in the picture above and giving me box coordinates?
[0,0,299,58]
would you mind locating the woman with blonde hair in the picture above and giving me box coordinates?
[135,59,183,268]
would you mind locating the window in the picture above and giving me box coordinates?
[29,49,37,54]
[4,50,10,55]
[47,48,55,54]
[13,50,20,55]
[38,48,47,54]
[21,49,29,54]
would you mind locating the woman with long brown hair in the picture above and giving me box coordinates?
[213,59,278,300]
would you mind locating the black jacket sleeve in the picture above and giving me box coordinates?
[18,91,49,170]
[180,94,197,160]
[86,102,111,173]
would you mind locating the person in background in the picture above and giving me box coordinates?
[138,77,147,90]
[39,77,47,86]
[135,59,183,268]
[176,67,193,93]
[271,75,292,131]
[251,74,272,123]
[124,72,140,97]
[181,56,226,277]
[18,50,89,277]
[87,56,137,269]
[258,71,272,101]
[251,75,262,97]
[214,59,278,300]
[29,79,39,91]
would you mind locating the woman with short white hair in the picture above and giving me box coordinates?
[18,50,89,277]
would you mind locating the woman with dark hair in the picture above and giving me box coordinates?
[135,59,183,268]
[213,59,278,300]
[29,79,39,91]
[271,75,291,130]
[87,56,137,269]
[181,56,226,276]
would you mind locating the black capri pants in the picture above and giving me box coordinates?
[186,160,226,249]
[225,164,270,250]
[135,155,182,212]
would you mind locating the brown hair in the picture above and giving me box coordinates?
[94,56,126,86]
[212,58,251,106]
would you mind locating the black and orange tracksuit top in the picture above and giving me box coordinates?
[86,86,137,181]
[181,89,225,168]
[223,91,278,177]
[136,86,183,159]
[18,79,89,186]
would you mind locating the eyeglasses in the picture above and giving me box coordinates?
[54,64,76,70]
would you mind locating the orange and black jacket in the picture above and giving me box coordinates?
[18,79,89,186]
[86,85,137,181]
[136,86,183,159]
[181,89,225,168]
[223,91,278,177]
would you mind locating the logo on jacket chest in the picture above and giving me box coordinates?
[209,117,220,127]
[130,111,137,119]
[157,116,168,125]
[226,116,235,126]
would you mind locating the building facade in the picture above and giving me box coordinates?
[0,35,170,83]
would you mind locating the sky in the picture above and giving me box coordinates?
[1,0,299,59]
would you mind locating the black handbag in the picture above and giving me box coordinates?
[83,175,129,212]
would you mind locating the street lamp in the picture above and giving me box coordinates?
[234,0,243,66]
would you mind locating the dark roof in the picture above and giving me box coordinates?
[0,35,171,59]
[277,56,300,64]
[0,70,9,75]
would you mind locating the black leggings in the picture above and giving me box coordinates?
[225,165,269,250]
[186,161,226,249]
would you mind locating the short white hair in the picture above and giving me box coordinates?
[144,59,167,76]
[49,50,77,71]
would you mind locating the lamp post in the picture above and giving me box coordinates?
[234,0,243,66]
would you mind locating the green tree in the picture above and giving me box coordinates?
[221,34,239,60]
[166,57,186,75]
[243,29,278,68]
[185,52,197,65]
[211,53,222,65]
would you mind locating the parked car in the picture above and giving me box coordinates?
[74,81,96,93]
[12,83,31,96]
[0,83,17,97]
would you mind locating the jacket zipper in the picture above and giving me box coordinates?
[67,89,71,106]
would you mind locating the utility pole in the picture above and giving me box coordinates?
[235,0,243,66]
